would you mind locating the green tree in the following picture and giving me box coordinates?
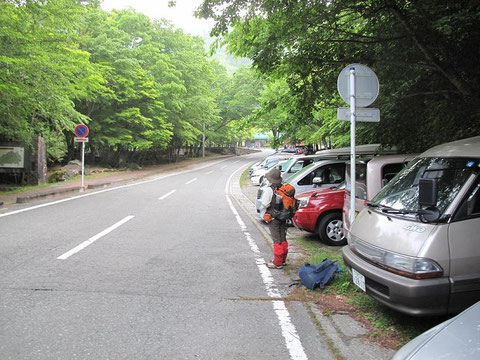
[0,0,107,161]
[197,0,480,152]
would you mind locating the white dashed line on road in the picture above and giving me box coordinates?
[185,178,197,185]
[159,190,176,200]
[57,216,134,260]
[205,171,214,174]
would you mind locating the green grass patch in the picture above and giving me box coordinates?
[240,167,251,188]
[0,183,52,195]
[0,170,124,196]
[295,234,448,346]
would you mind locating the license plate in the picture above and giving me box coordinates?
[352,268,366,292]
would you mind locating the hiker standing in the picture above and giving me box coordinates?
[259,168,289,269]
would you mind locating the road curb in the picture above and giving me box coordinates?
[16,186,84,203]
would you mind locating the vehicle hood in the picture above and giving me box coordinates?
[392,301,480,360]
[295,187,344,200]
[350,209,436,257]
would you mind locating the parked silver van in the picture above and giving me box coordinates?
[342,136,480,316]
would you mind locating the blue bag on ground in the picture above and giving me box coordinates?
[299,259,342,290]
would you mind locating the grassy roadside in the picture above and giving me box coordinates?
[0,170,124,196]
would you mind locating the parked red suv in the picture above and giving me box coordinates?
[292,183,346,246]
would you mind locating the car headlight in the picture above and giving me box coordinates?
[297,197,310,208]
[351,236,443,279]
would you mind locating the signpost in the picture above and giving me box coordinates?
[74,124,89,188]
[337,64,380,225]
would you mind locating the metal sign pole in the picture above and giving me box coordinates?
[349,67,356,225]
[81,141,85,188]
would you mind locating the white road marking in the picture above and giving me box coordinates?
[205,171,214,174]
[225,166,308,360]
[158,190,176,200]
[185,178,197,185]
[0,158,231,219]
[220,165,227,169]
[57,216,134,260]
[233,160,240,163]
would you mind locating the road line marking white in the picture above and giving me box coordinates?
[0,158,233,219]
[220,165,227,169]
[233,160,240,163]
[57,216,134,260]
[185,178,197,185]
[158,190,176,200]
[205,171,214,174]
[225,194,308,360]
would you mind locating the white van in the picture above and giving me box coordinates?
[342,136,480,316]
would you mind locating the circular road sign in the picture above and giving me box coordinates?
[337,63,379,108]
[74,124,89,138]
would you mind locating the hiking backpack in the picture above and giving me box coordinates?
[298,259,342,290]
[270,183,297,220]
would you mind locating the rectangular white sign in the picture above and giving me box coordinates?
[337,107,380,122]
[74,137,89,143]
[0,146,25,168]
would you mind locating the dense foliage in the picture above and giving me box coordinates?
[0,0,262,165]
[197,0,480,151]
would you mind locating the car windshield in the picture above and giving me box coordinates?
[372,157,478,215]
[284,162,318,182]
[280,158,295,172]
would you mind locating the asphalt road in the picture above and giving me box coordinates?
[0,153,334,360]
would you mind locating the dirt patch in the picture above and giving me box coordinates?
[287,287,402,349]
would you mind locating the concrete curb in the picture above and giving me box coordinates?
[16,186,84,203]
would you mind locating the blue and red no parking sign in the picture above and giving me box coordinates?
[74,124,89,138]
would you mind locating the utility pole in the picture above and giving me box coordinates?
[202,123,205,157]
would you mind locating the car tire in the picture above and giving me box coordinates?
[259,176,264,185]
[317,212,346,246]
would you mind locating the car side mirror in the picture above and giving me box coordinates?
[313,177,324,187]
[419,178,438,207]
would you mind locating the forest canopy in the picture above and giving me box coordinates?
[0,0,262,165]
[1,0,478,165]
[197,0,480,152]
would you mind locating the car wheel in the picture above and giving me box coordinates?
[317,212,346,246]
[259,176,264,185]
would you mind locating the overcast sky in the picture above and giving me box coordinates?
[100,0,214,36]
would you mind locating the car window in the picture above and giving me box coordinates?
[284,162,317,183]
[280,158,295,172]
[454,177,480,221]
[303,159,314,167]
[382,163,404,184]
[290,160,304,173]
[298,163,345,186]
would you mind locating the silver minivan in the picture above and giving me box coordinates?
[342,136,480,316]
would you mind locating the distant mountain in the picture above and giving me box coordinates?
[197,31,252,75]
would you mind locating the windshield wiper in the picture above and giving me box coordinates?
[381,208,418,215]
[367,202,417,215]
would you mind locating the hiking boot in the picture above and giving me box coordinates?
[266,261,283,269]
